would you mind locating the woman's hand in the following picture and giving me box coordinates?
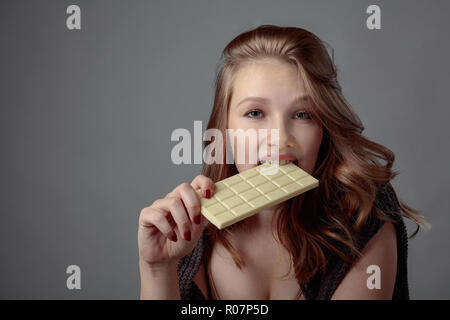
[138,175,215,269]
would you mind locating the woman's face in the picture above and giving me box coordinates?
[227,58,323,175]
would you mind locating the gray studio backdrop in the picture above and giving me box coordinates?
[1,0,449,299]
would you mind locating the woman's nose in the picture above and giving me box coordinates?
[267,119,296,149]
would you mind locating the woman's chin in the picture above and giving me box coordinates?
[235,163,258,173]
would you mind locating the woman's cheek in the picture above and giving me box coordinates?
[298,127,323,174]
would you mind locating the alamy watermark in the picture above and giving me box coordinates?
[366,265,381,290]
[66,265,81,290]
[171,121,282,174]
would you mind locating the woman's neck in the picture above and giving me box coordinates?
[232,206,279,238]
[235,195,304,236]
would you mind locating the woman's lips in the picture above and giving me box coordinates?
[259,153,299,165]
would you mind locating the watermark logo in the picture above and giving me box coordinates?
[170,121,281,174]
[66,5,81,30]
[66,265,81,290]
[366,265,381,289]
[366,5,381,30]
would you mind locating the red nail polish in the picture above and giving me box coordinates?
[194,215,200,224]
[184,231,191,241]
[171,233,178,242]
[205,189,211,199]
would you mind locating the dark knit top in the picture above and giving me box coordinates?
[177,184,410,300]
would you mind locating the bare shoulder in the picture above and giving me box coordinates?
[365,221,397,254]
[331,222,398,299]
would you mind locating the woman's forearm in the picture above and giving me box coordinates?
[139,260,181,300]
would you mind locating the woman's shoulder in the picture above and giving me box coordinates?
[350,183,407,262]
[353,183,403,245]
[301,182,410,299]
[329,183,409,299]
[371,183,409,256]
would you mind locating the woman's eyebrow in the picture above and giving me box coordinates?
[236,96,270,107]
[236,95,312,107]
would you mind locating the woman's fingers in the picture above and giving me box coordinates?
[139,207,178,242]
[149,176,214,243]
[154,197,192,241]
[190,175,215,198]
[177,183,202,225]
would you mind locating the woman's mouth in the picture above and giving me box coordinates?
[258,159,299,166]
[258,153,299,166]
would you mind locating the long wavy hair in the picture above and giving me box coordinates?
[201,25,428,298]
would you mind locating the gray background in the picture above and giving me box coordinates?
[1,0,449,299]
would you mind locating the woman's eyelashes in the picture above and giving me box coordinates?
[293,111,313,120]
[245,109,264,118]
[244,109,313,120]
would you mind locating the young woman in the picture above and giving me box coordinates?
[138,25,427,300]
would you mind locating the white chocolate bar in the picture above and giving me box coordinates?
[197,163,319,229]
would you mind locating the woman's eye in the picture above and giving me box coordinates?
[246,110,263,118]
[294,111,313,120]
[245,110,313,119]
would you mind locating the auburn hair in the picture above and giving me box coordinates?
[201,25,427,298]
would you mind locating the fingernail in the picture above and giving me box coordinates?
[171,233,178,242]
[194,214,201,224]
[184,231,191,241]
[204,189,211,199]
